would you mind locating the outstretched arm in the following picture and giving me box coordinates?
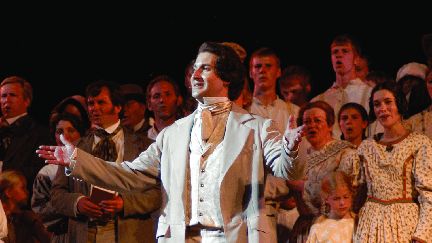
[37,134,161,194]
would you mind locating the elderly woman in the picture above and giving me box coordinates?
[287,101,358,242]
[354,82,432,242]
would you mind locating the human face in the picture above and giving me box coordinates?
[280,81,305,105]
[8,180,28,206]
[55,120,81,145]
[302,108,333,149]
[87,87,121,128]
[250,55,281,92]
[426,71,432,98]
[355,56,369,80]
[184,63,194,95]
[326,186,352,219]
[122,100,146,128]
[331,43,356,76]
[372,89,401,128]
[148,81,180,121]
[0,83,30,118]
[339,108,367,145]
[191,52,228,102]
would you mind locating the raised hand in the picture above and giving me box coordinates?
[284,115,305,151]
[36,134,76,166]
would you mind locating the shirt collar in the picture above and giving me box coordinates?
[6,112,27,125]
[199,97,229,106]
[133,118,145,132]
[93,120,121,134]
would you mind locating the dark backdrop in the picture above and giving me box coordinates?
[0,10,429,125]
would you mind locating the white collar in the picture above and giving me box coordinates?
[5,112,27,125]
[93,120,121,134]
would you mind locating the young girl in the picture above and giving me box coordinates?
[306,171,355,243]
[1,170,51,243]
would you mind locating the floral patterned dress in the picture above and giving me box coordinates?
[354,132,432,242]
[303,140,358,215]
[289,140,358,243]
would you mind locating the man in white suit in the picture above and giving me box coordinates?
[38,42,304,243]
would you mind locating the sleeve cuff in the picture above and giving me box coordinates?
[65,148,78,176]
[73,195,86,217]
[283,137,299,159]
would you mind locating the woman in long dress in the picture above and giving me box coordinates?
[287,101,358,243]
[354,82,432,242]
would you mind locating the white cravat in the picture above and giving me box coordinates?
[197,97,231,141]
[200,108,213,141]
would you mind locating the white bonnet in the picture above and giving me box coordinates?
[396,62,428,82]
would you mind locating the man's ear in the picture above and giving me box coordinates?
[276,67,282,79]
[141,103,147,113]
[4,188,12,199]
[176,96,183,107]
[114,104,122,114]
[305,84,312,94]
[24,97,31,111]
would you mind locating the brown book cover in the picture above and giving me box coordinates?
[89,185,117,204]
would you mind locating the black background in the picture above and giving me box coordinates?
[0,8,429,125]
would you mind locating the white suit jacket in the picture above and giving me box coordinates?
[70,104,294,242]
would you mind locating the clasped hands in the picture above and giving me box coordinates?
[77,195,124,219]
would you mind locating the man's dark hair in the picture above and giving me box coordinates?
[331,34,363,57]
[198,42,245,100]
[85,80,124,107]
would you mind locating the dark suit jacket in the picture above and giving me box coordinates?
[0,115,51,200]
[123,119,152,141]
[51,126,161,243]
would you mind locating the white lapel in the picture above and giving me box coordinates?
[170,112,195,220]
[170,112,195,174]
[220,104,254,178]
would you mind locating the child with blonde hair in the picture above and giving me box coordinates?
[306,171,355,243]
[0,170,51,243]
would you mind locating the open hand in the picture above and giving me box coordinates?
[36,134,75,166]
[284,115,305,151]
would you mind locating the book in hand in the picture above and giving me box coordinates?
[89,185,118,204]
